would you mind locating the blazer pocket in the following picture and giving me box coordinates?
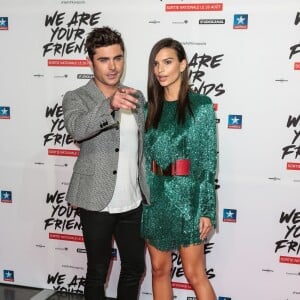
[73,159,95,175]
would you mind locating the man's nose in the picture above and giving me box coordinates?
[108,60,116,70]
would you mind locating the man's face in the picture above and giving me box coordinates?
[89,44,124,93]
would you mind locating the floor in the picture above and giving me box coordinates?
[0,284,116,300]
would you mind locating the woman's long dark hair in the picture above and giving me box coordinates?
[145,38,192,131]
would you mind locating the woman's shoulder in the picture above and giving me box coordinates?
[188,92,213,106]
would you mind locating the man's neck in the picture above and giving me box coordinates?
[94,79,120,98]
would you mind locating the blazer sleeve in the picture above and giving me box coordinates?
[62,89,118,142]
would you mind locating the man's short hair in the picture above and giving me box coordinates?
[85,26,125,60]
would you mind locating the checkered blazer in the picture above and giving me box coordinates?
[62,79,149,211]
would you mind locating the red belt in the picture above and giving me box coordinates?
[151,159,190,176]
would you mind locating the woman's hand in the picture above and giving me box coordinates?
[199,217,213,241]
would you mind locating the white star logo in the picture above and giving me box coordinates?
[231,116,240,124]
[226,210,235,218]
[1,107,8,115]
[0,18,7,26]
[5,271,12,278]
[237,16,245,24]
[3,192,10,199]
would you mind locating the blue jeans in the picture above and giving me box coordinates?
[79,204,145,300]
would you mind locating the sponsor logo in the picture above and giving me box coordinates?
[268,177,281,181]
[33,74,44,78]
[172,20,189,24]
[275,78,288,82]
[48,148,80,157]
[55,247,68,251]
[49,232,84,242]
[1,190,12,203]
[36,244,46,248]
[223,209,237,222]
[77,73,94,79]
[0,106,10,119]
[142,291,153,296]
[48,59,89,67]
[287,162,300,170]
[293,291,300,295]
[294,62,300,70]
[61,264,84,270]
[148,20,160,24]
[280,256,300,265]
[166,3,223,12]
[3,270,14,282]
[286,272,300,276]
[61,0,86,4]
[187,297,197,300]
[218,297,232,300]
[233,14,248,29]
[0,17,8,30]
[199,19,225,25]
[171,281,192,290]
[228,114,242,129]
[77,248,86,253]
[54,163,68,167]
[182,41,206,46]
[54,74,68,78]
[262,269,274,272]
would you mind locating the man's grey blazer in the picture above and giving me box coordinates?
[62,79,149,211]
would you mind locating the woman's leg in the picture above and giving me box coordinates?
[147,242,173,300]
[180,244,216,300]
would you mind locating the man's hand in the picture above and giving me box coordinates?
[110,87,139,110]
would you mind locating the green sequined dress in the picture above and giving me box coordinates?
[141,93,217,251]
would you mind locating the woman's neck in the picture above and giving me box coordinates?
[164,88,179,102]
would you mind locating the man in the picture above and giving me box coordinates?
[62,26,149,300]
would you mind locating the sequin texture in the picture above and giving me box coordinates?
[141,93,217,251]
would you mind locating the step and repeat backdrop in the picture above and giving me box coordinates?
[0,1,299,299]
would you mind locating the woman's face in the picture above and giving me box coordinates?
[153,47,186,91]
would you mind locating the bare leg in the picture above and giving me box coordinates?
[147,242,173,300]
[180,244,216,300]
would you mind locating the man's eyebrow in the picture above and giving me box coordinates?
[97,54,124,60]
[114,54,124,59]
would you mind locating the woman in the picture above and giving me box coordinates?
[141,38,217,300]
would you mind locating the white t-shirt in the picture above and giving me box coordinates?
[102,109,142,213]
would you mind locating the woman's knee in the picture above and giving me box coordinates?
[184,266,206,286]
[151,260,172,278]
